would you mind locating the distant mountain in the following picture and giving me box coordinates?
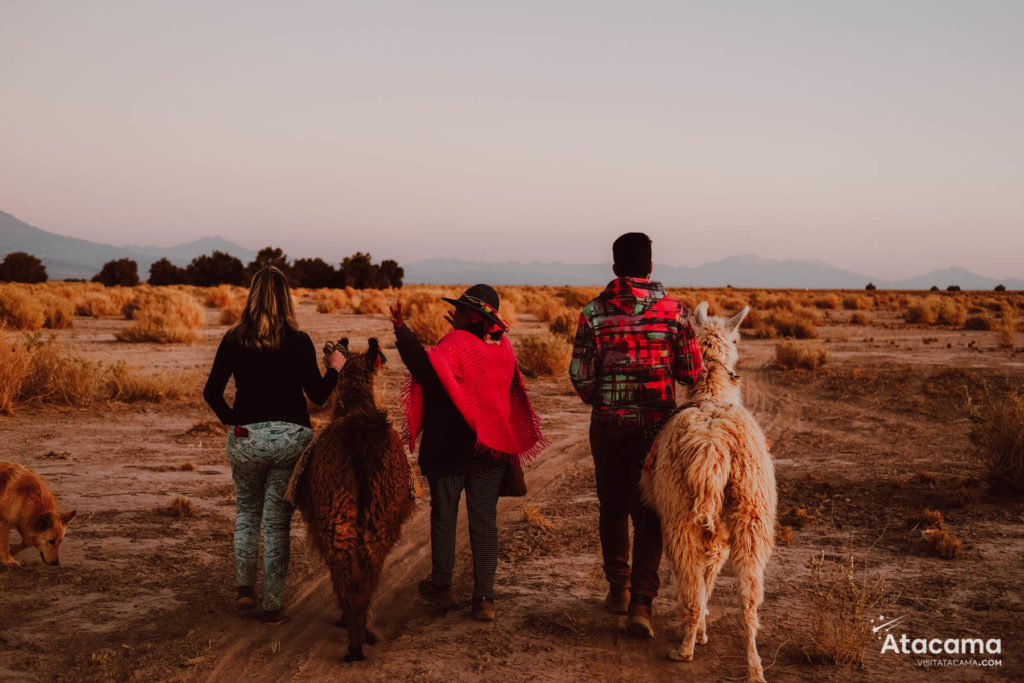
[3,209,1021,288]
[0,210,257,279]
[405,255,1024,290]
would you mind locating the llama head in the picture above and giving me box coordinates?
[692,301,749,377]
[333,338,387,416]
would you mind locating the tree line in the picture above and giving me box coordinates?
[0,248,404,289]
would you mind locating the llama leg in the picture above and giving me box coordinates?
[697,533,729,645]
[732,545,767,682]
[666,527,706,662]
[343,598,370,663]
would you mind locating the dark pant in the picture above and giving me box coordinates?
[590,421,662,601]
[427,459,505,600]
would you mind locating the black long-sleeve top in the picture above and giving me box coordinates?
[394,325,494,477]
[203,329,338,428]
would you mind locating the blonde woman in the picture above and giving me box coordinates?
[203,266,345,624]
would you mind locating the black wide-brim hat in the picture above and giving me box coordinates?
[441,284,509,332]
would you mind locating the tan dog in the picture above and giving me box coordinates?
[0,462,76,568]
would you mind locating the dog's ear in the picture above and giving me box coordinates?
[364,338,385,371]
[35,512,54,532]
[60,510,77,526]
[693,301,710,327]
[725,306,750,339]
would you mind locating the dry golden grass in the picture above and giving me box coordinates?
[74,286,136,318]
[995,304,1016,348]
[314,288,352,314]
[848,312,869,325]
[749,306,819,339]
[0,328,191,412]
[515,333,572,377]
[521,504,556,531]
[547,309,578,341]
[922,527,963,559]
[0,284,75,330]
[968,390,1024,493]
[202,284,245,308]
[842,294,871,311]
[799,555,890,668]
[774,340,828,370]
[906,507,944,529]
[116,289,204,343]
[402,290,457,345]
[776,525,795,546]
[168,496,195,518]
[916,470,939,487]
[782,506,815,529]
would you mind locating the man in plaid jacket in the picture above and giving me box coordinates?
[569,232,703,639]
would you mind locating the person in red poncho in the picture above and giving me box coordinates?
[390,284,545,622]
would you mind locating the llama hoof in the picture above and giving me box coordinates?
[667,649,693,662]
[749,667,766,683]
[364,629,379,645]
[343,646,366,663]
[1,559,21,569]
[697,632,709,645]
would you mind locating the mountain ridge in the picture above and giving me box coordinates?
[2,209,1020,289]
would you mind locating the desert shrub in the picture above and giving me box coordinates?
[515,333,572,377]
[75,287,135,317]
[842,294,870,311]
[107,361,186,402]
[0,252,47,283]
[404,291,452,345]
[314,288,352,314]
[935,300,966,326]
[750,307,819,339]
[968,391,1024,493]
[774,341,828,370]
[994,284,1006,292]
[352,288,391,314]
[904,296,940,324]
[813,294,840,310]
[168,496,195,518]
[865,282,876,291]
[922,528,963,559]
[548,309,578,341]
[521,504,556,531]
[116,289,204,343]
[963,315,992,331]
[798,555,889,667]
[0,325,33,413]
[849,312,869,325]
[0,285,73,330]
[995,304,1016,348]
[946,285,961,292]
[202,284,243,308]
[219,298,246,325]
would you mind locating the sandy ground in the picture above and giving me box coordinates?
[1,300,1022,682]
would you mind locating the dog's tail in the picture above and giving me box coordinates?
[685,439,731,535]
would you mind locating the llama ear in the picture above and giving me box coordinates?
[693,301,710,326]
[365,338,385,370]
[725,306,750,338]
[61,510,77,526]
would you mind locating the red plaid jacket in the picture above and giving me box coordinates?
[569,277,703,425]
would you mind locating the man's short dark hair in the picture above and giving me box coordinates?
[612,232,652,278]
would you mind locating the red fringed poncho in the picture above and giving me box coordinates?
[403,330,546,466]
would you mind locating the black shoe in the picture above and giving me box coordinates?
[236,586,257,611]
[262,609,287,625]
[418,578,458,609]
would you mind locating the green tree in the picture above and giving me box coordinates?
[187,251,245,286]
[148,258,188,285]
[291,257,337,289]
[0,252,48,283]
[92,258,140,286]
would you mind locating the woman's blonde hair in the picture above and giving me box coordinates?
[228,266,298,350]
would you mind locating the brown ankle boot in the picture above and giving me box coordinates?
[603,588,630,615]
[626,602,654,639]
[471,598,495,622]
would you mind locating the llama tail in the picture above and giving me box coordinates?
[685,440,731,534]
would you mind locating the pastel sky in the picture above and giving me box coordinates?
[1,1,1022,279]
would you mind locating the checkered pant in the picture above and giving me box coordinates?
[427,460,505,600]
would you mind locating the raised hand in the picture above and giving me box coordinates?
[389,299,405,330]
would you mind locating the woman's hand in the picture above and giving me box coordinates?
[325,349,346,371]
[390,299,405,330]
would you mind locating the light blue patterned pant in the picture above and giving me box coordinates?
[227,421,312,611]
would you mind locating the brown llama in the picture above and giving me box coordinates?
[640,303,777,682]
[290,338,414,663]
